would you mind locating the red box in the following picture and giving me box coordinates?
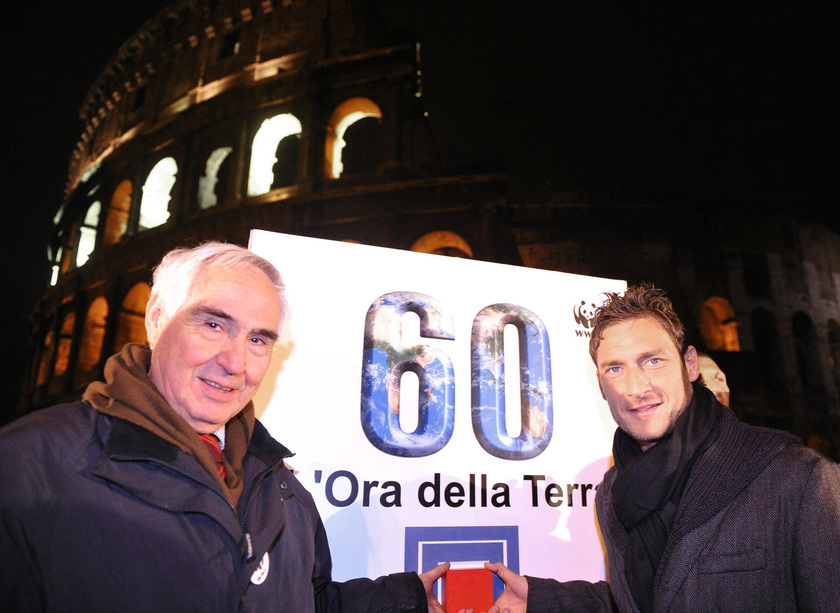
[443,567,495,613]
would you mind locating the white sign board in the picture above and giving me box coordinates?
[249,230,625,593]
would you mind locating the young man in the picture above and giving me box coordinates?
[0,242,447,612]
[483,283,840,612]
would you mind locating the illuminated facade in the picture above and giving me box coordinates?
[25,0,512,410]
[21,0,840,456]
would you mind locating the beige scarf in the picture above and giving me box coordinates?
[83,343,253,507]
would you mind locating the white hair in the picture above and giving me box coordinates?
[151,242,288,334]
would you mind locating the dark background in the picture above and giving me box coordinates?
[2,0,836,414]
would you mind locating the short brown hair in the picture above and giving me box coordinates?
[588,282,686,364]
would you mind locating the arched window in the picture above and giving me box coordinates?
[699,297,740,351]
[36,330,55,387]
[326,98,382,179]
[75,201,101,267]
[247,113,302,196]
[75,297,108,388]
[197,147,233,210]
[271,134,300,189]
[53,312,76,380]
[139,157,177,231]
[792,311,823,389]
[113,283,150,351]
[751,308,782,387]
[49,249,61,286]
[411,230,474,258]
[742,254,772,298]
[340,117,381,175]
[104,180,132,245]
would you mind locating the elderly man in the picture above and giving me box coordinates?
[482,283,840,612]
[0,242,446,612]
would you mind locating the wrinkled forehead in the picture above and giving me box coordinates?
[191,262,278,297]
[185,263,281,311]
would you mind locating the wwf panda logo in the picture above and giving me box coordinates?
[573,301,597,329]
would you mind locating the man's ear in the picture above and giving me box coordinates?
[145,293,163,349]
[684,345,700,382]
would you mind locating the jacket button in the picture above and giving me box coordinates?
[280,481,288,489]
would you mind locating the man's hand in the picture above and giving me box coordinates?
[419,561,450,613]
[485,561,528,613]
[454,562,528,613]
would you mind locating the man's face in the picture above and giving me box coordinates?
[595,317,699,450]
[145,264,281,433]
[698,355,730,406]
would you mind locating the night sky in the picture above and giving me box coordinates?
[1,0,836,413]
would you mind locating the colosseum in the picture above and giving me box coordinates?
[18,0,839,458]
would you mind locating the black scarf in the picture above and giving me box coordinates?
[611,383,722,613]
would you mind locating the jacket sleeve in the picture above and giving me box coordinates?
[0,436,45,612]
[526,577,618,613]
[0,511,46,612]
[335,572,426,613]
[791,453,840,611]
[311,517,427,613]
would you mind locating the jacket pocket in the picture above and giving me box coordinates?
[698,547,766,574]
[695,548,767,611]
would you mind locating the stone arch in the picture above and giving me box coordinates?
[52,311,76,381]
[247,113,302,196]
[325,97,382,179]
[411,230,474,258]
[197,146,233,210]
[113,283,150,351]
[751,308,783,387]
[699,297,740,351]
[792,311,823,389]
[74,297,109,388]
[139,157,177,231]
[104,180,132,245]
[271,134,300,189]
[75,201,101,267]
[36,330,56,388]
[60,224,77,275]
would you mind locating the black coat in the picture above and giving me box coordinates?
[0,402,425,612]
[527,406,840,612]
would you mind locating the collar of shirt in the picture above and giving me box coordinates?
[213,425,226,450]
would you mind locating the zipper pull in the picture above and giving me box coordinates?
[243,532,255,562]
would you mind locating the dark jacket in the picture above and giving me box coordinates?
[0,402,425,612]
[527,406,840,612]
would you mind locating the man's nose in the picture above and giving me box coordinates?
[216,336,247,374]
[625,366,652,396]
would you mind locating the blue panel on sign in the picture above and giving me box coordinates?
[405,526,519,601]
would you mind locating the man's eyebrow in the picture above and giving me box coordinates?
[600,360,624,370]
[254,327,279,343]
[188,304,278,342]
[189,304,234,323]
[599,350,667,369]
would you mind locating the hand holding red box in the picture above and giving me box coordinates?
[442,567,495,613]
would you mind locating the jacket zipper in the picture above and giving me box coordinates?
[114,454,280,562]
